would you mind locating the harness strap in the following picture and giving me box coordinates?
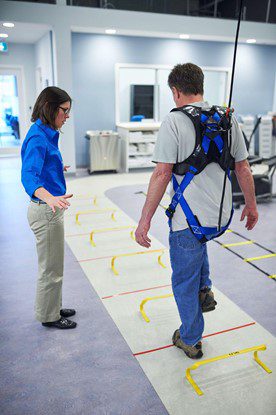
[167,170,196,228]
[166,167,234,242]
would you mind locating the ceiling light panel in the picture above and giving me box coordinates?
[105,29,117,35]
[179,34,190,39]
[3,23,15,28]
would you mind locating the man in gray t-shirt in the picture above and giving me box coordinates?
[135,63,258,360]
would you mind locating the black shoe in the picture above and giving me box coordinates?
[60,308,76,318]
[172,329,203,359]
[42,317,77,329]
[195,341,202,350]
[199,288,217,313]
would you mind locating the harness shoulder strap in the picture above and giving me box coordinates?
[171,106,204,175]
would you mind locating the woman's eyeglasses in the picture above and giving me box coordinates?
[59,106,70,115]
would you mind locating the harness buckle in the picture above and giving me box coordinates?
[165,206,175,219]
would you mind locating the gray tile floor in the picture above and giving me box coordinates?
[1,157,275,415]
[0,158,168,415]
[105,181,276,337]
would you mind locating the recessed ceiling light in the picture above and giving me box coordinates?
[0,34,8,38]
[3,22,15,28]
[246,38,256,44]
[179,34,190,39]
[105,29,116,35]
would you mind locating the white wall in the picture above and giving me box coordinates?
[35,31,54,95]
[1,0,276,170]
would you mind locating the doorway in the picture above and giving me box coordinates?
[0,66,26,155]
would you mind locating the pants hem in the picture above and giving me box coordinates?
[36,312,60,323]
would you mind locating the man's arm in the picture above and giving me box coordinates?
[135,162,173,247]
[234,159,258,230]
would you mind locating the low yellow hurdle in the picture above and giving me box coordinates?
[222,240,254,248]
[111,249,167,276]
[244,253,276,262]
[89,226,135,247]
[72,194,100,201]
[75,209,116,225]
[140,294,173,322]
[186,344,272,396]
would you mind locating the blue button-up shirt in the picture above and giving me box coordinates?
[21,119,66,200]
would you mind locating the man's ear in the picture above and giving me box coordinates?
[171,87,180,99]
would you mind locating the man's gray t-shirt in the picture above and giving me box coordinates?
[153,101,248,231]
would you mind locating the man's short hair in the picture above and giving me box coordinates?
[168,63,204,95]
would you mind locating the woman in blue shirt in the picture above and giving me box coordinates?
[21,86,76,330]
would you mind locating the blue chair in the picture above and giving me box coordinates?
[130,115,145,122]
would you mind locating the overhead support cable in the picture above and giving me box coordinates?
[218,0,244,232]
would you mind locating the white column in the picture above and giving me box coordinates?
[52,25,76,173]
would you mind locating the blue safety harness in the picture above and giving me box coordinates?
[166,105,235,243]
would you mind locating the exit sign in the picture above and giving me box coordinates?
[0,42,8,52]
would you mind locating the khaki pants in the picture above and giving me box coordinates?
[28,202,64,323]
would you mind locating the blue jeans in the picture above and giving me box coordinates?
[169,228,212,346]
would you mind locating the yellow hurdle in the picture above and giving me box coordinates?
[130,229,136,241]
[73,194,97,200]
[222,240,254,247]
[111,249,167,276]
[140,294,173,322]
[186,344,272,396]
[244,253,276,262]
[89,226,135,247]
[75,209,116,225]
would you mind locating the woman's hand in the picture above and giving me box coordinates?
[63,165,70,172]
[45,194,73,213]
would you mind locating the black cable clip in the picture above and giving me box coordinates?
[165,206,175,219]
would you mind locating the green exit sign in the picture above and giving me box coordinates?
[0,42,8,52]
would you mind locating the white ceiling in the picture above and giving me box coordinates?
[0,19,275,46]
[71,26,276,45]
[0,21,51,44]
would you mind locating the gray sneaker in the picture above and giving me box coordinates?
[172,329,203,359]
[200,287,217,312]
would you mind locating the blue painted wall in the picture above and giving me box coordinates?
[72,33,276,167]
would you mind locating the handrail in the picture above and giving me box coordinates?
[111,249,167,276]
[186,344,272,396]
[89,226,135,247]
[140,294,173,322]
[75,209,116,225]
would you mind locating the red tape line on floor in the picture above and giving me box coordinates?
[78,255,113,263]
[102,284,171,299]
[133,322,256,356]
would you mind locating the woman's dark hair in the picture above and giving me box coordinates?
[168,63,204,95]
[31,86,72,126]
